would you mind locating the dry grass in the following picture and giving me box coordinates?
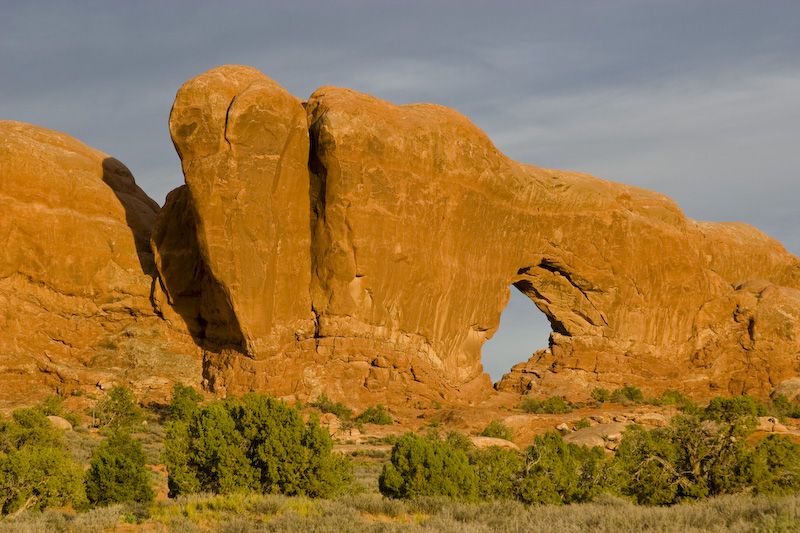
[2,493,799,532]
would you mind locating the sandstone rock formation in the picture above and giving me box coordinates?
[155,65,800,404]
[0,121,201,408]
[3,65,799,410]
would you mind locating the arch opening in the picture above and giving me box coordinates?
[481,285,554,383]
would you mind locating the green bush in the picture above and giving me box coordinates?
[85,430,154,507]
[309,393,352,420]
[93,386,144,430]
[646,389,697,411]
[444,431,474,453]
[479,420,514,441]
[0,409,85,514]
[748,434,800,495]
[769,394,800,419]
[575,417,592,430]
[470,446,522,500]
[590,388,611,404]
[169,383,204,422]
[163,393,350,498]
[700,395,766,433]
[612,415,752,505]
[354,404,393,425]
[378,432,477,500]
[519,396,573,414]
[38,395,65,417]
[611,385,644,405]
[519,397,542,413]
[517,431,607,504]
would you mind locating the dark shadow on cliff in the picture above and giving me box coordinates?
[148,184,246,353]
[101,157,161,276]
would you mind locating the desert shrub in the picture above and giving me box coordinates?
[519,396,573,414]
[611,384,644,405]
[85,430,154,507]
[575,417,592,430]
[748,434,800,495]
[349,448,387,459]
[700,395,766,432]
[35,395,82,428]
[309,393,352,420]
[517,431,607,504]
[93,386,144,430]
[769,394,800,419]
[470,446,523,500]
[543,396,573,414]
[479,420,514,441]
[164,393,350,498]
[519,397,542,413]
[646,389,697,411]
[0,409,85,515]
[354,404,393,425]
[590,388,611,404]
[611,415,751,505]
[37,395,64,417]
[169,383,204,422]
[444,431,474,453]
[379,432,477,500]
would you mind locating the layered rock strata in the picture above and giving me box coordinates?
[156,65,800,403]
[0,121,201,408]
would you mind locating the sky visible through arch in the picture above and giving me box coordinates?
[482,289,551,383]
[3,1,799,381]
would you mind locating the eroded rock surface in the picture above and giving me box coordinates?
[0,121,201,408]
[4,65,799,409]
[157,65,800,404]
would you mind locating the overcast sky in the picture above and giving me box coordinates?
[3,1,799,381]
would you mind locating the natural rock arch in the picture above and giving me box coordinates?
[479,286,552,382]
[6,66,798,409]
[154,65,800,404]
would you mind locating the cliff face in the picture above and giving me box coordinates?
[155,65,800,403]
[2,65,799,408]
[0,121,201,408]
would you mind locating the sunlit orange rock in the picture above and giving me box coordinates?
[0,121,201,408]
[3,65,799,410]
[157,66,800,404]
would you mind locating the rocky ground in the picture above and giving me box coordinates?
[324,389,800,454]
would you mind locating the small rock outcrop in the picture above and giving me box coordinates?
[564,423,629,451]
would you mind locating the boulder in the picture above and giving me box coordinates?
[757,416,789,433]
[633,413,669,427]
[46,415,73,431]
[564,422,630,449]
[470,435,520,451]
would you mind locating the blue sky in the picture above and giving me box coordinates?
[3,1,799,380]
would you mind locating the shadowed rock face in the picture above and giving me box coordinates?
[0,121,202,408]
[156,65,800,403]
